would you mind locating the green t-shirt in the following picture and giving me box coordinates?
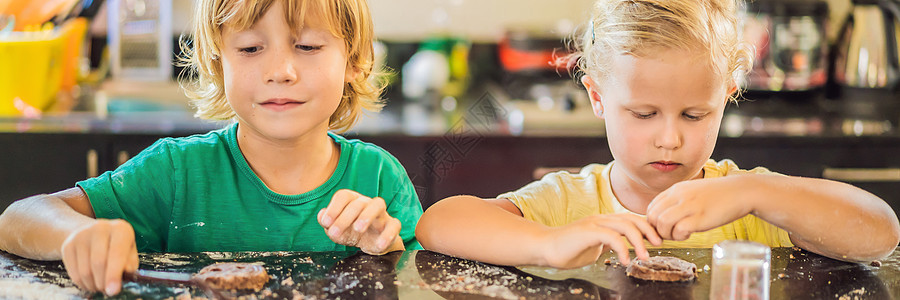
[77,123,423,252]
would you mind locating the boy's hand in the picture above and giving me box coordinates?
[60,219,139,296]
[539,213,662,269]
[646,177,754,241]
[319,189,404,255]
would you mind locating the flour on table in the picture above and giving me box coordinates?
[0,277,83,300]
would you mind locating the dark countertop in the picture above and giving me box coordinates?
[1,247,897,299]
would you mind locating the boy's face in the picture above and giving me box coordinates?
[220,0,355,141]
[582,49,730,193]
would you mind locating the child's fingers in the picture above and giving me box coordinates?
[593,218,650,262]
[104,222,133,296]
[608,245,632,266]
[76,239,97,292]
[327,196,369,238]
[61,239,86,291]
[645,190,675,225]
[671,217,697,241]
[317,209,326,226]
[620,214,663,246]
[125,242,139,274]
[89,228,110,294]
[646,205,667,228]
[591,228,631,265]
[353,197,387,233]
[632,244,651,261]
[375,217,402,252]
[321,189,359,227]
[647,204,674,240]
[624,231,651,262]
[651,206,689,240]
[653,215,674,240]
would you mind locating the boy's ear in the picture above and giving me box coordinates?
[581,75,604,118]
[345,64,361,83]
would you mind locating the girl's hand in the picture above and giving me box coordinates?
[319,189,404,255]
[539,213,662,269]
[646,177,754,241]
[60,219,139,296]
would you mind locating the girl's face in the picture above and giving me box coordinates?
[220,0,355,142]
[583,49,730,194]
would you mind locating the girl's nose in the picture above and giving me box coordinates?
[265,50,298,84]
[655,121,682,150]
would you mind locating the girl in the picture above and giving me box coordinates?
[416,0,900,269]
[0,0,422,296]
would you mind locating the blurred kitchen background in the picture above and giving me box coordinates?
[2,0,900,215]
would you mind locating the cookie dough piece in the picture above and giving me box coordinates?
[194,263,269,291]
[625,256,696,282]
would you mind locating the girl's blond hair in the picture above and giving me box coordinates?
[573,0,753,103]
[178,0,385,133]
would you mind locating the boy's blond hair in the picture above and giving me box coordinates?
[574,0,752,103]
[179,0,384,133]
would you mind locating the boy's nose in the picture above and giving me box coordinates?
[265,53,298,85]
[655,122,682,150]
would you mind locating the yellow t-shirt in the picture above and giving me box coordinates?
[497,159,793,248]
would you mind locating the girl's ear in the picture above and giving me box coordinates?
[581,75,604,118]
[727,82,738,94]
[724,83,739,103]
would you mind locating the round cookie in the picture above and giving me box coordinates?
[625,256,697,282]
[194,263,269,291]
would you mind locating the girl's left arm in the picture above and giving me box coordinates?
[648,174,900,262]
[748,174,900,262]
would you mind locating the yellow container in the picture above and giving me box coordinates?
[0,19,87,116]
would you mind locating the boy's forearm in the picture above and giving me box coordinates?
[747,175,900,261]
[416,195,549,266]
[0,195,94,260]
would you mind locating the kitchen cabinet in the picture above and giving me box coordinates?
[419,136,612,207]
[107,134,172,167]
[0,133,110,208]
[0,132,174,210]
[711,137,900,217]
